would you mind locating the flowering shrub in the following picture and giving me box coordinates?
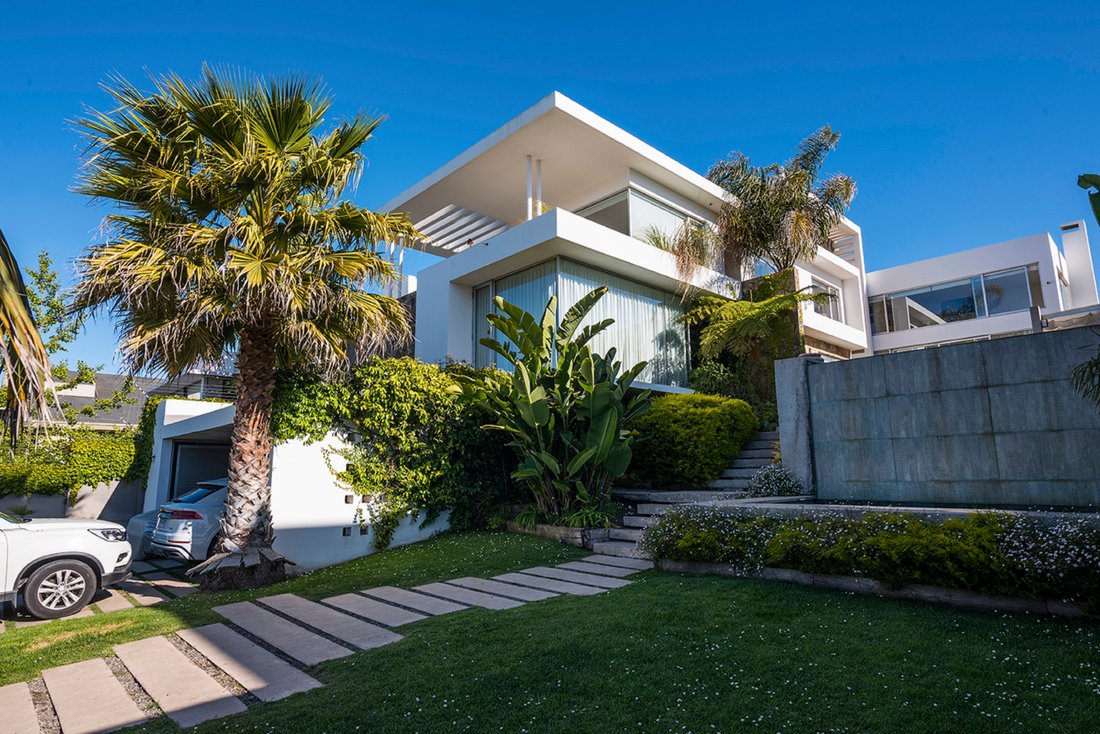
[642,508,1100,608]
[744,464,804,497]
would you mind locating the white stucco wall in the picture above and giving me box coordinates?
[269,435,449,572]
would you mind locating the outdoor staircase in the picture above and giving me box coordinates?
[594,430,780,558]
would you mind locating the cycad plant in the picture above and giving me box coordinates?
[453,288,651,526]
[73,68,421,588]
[708,126,856,275]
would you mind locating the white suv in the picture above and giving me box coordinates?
[0,511,132,619]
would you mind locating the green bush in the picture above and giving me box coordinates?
[629,393,758,487]
[744,465,803,497]
[641,508,1100,608]
[688,359,778,430]
[272,358,519,546]
[0,428,139,500]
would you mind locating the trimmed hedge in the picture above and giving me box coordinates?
[629,393,758,487]
[641,507,1100,609]
[0,428,138,500]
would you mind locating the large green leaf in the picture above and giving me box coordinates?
[557,286,608,343]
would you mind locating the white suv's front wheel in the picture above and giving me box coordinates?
[23,560,97,619]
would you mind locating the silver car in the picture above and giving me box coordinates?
[149,478,228,561]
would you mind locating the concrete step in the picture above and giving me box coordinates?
[736,449,775,459]
[213,601,353,666]
[446,576,558,602]
[720,468,757,479]
[622,515,656,529]
[0,682,37,734]
[614,489,733,503]
[710,479,751,490]
[609,527,643,542]
[413,582,524,611]
[360,586,469,616]
[43,658,147,734]
[583,554,654,571]
[493,572,606,596]
[730,458,771,470]
[557,561,638,578]
[178,623,322,703]
[115,636,247,729]
[520,566,630,589]
[742,441,778,451]
[323,593,427,627]
[259,593,403,651]
[589,540,651,559]
[756,431,780,440]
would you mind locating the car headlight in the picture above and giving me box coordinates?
[89,528,128,542]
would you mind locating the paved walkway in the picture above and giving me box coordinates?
[2,554,651,733]
[0,558,199,632]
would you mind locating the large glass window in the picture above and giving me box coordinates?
[810,277,842,322]
[868,264,1039,335]
[576,191,629,236]
[473,259,688,386]
[576,188,694,245]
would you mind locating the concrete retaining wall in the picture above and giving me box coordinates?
[777,327,1100,507]
[1,478,145,525]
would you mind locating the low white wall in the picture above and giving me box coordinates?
[269,435,451,572]
[2,478,145,526]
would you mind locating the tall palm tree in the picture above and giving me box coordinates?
[73,68,421,588]
[708,126,857,276]
[0,228,55,441]
[1079,174,1100,227]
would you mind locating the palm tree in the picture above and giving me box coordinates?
[0,228,55,441]
[73,68,422,589]
[1079,174,1100,227]
[707,126,856,276]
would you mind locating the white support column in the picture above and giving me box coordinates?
[535,158,543,215]
[526,155,533,221]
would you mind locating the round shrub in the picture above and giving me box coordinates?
[745,464,804,497]
[630,393,758,487]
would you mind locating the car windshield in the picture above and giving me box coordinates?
[173,486,220,504]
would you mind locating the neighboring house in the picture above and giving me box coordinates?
[54,371,236,428]
[864,221,1098,354]
[382,92,1097,370]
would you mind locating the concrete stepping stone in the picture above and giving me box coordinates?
[94,589,136,613]
[115,636,246,728]
[178,623,322,703]
[115,579,170,606]
[583,554,654,571]
[521,566,630,589]
[447,576,559,602]
[323,593,427,627]
[492,572,606,596]
[258,594,403,651]
[413,582,524,610]
[359,586,469,616]
[557,560,638,578]
[214,601,353,666]
[143,572,199,597]
[130,561,159,574]
[0,681,40,734]
[42,658,146,734]
[149,558,187,569]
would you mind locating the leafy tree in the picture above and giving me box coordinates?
[73,68,420,589]
[683,289,826,361]
[0,229,55,442]
[25,251,135,424]
[708,127,856,275]
[453,288,651,527]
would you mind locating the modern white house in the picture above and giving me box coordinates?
[382,92,869,387]
[386,92,1097,369]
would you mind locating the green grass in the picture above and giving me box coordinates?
[7,533,1100,732]
[0,532,586,685]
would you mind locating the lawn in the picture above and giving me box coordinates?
[5,532,1099,733]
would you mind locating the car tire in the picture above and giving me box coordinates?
[22,559,97,620]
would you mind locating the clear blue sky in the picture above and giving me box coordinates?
[2,1,1097,371]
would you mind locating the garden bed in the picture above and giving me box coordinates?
[657,559,1095,619]
[505,521,610,549]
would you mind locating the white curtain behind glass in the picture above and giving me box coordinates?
[557,260,688,386]
[490,261,557,370]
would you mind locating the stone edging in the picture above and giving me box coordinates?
[656,559,1096,620]
[504,522,610,549]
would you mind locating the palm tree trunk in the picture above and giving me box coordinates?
[192,325,288,590]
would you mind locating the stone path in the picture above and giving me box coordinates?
[12,554,651,733]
